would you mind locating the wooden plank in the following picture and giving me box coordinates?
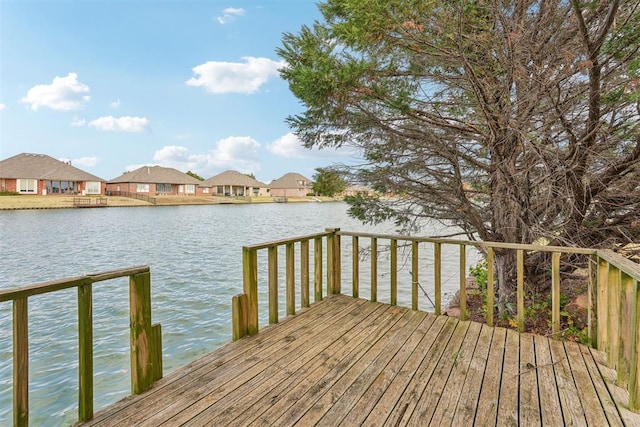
[473,326,507,426]
[13,298,28,427]
[518,333,541,425]
[597,258,609,351]
[617,272,636,388]
[533,335,564,426]
[312,310,428,426]
[428,321,483,425]
[581,346,625,427]
[496,328,520,426]
[78,284,94,421]
[129,271,153,394]
[588,254,598,347]
[382,317,462,426]
[608,265,621,368]
[565,341,610,426]
[86,296,362,425]
[449,323,494,425]
[232,303,403,426]
[231,294,248,341]
[268,246,278,324]
[403,320,472,426]
[301,240,310,308]
[360,315,448,425]
[549,338,588,426]
[632,277,640,411]
[352,236,359,298]
[286,242,295,316]
[194,303,401,427]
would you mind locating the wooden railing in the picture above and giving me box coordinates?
[0,266,162,426]
[105,191,157,205]
[232,228,640,411]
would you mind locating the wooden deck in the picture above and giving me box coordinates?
[81,295,640,426]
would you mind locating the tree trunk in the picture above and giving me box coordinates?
[494,249,517,316]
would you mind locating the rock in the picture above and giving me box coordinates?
[565,293,589,329]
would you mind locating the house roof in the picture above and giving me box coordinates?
[201,170,266,187]
[0,153,104,181]
[108,166,202,184]
[268,172,313,189]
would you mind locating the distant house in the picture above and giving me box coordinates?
[107,166,203,196]
[268,172,314,197]
[0,153,105,195]
[201,170,268,197]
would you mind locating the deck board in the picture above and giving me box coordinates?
[81,294,640,427]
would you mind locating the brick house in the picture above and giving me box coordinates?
[0,153,105,195]
[107,166,204,196]
[268,172,313,197]
[201,170,268,197]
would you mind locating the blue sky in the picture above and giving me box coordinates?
[0,1,354,183]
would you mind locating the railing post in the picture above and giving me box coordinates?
[371,237,378,302]
[390,239,397,306]
[286,242,295,316]
[517,249,525,333]
[314,237,323,302]
[268,246,278,324]
[78,283,93,421]
[301,240,310,308]
[13,298,28,427]
[232,294,248,341]
[434,242,441,315]
[597,257,610,351]
[129,271,161,394]
[412,241,418,311]
[352,236,359,298]
[618,272,637,388]
[459,244,467,321]
[486,247,495,327]
[608,265,621,368]
[325,228,341,295]
[551,252,561,338]
[588,254,598,347]
[243,247,259,335]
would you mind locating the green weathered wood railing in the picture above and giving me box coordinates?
[232,229,640,412]
[0,265,162,426]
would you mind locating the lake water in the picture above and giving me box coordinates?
[0,202,476,425]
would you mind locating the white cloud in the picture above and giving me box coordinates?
[110,98,121,108]
[88,116,149,132]
[216,7,245,24]
[73,156,99,167]
[267,132,356,159]
[20,73,90,111]
[0,103,7,111]
[186,57,285,94]
[70,116,86,127]
[152,137,261,176]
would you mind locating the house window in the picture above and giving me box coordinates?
[185,184,195,194]
[86,182,101,194]
[156,183,172,193]
[17,179,37,194]
[136,184,149,193]
[217,186,224,195]
[202,188,209,194]
[178,185,184,193]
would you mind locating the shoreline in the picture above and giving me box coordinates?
[0,195,339,211]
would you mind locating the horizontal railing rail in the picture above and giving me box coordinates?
[0,266,162,426]
[232,228,640,412]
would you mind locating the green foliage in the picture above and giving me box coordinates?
[0,191,19,196]
[469,260,488,291]
[186,170,204,181]
[312,167,347,196]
